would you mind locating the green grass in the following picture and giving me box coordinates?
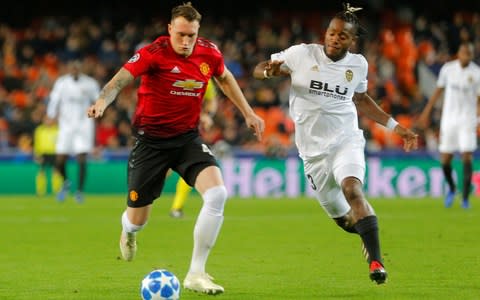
[1,194,479,299]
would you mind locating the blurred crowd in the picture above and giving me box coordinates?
[0,6,479,158]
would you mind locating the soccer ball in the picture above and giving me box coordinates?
[140,269,181,300]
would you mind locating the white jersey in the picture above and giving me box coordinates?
[437,60,480,130]
[271,44,368,159]
[46,73,100,154]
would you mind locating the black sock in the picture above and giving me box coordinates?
[354,215,382,264]
[56,161,67,182]
[78,161,86,192]
[463,161,472,200]
[441,164,456,193]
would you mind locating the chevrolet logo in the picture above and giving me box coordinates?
[173,79,204,91]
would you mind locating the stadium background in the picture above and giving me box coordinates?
[1,0,479,196]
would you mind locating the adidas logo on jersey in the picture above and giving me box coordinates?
[310,65,319,72]
[170,66,181,73]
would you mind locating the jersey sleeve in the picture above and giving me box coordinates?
[211,45,225,77]
[271,44,305,73]
[87,78,101,103]
[46,78,63,119]
[197,38,225,77]
[436,64,448,88]
[122,45,154,78]
[475,71,480,97]
[355,55,368,93]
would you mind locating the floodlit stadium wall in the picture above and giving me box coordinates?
[0,151,478,197]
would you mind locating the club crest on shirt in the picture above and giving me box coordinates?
[199,62,210,75]
[345,69,353,82]
[128,53,140,63]
[310,65,320,72]
[468,75,473,84]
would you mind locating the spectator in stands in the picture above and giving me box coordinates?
[0,4,479,155]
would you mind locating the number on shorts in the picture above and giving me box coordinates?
[307,174,317,190]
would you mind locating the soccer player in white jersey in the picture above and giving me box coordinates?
[47,59,100,203]
[253,3,418,284]
[419,42,480,209]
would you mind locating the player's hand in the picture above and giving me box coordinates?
[87,99,107,118]
[245,113,265,141]
[199,112,214,131]
[394,126,418,152]
[265,60,285,77]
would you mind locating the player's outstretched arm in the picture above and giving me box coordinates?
[252,60,288,80]
[392,125,418,152]
[214,68,265,141]
[353,92,418,152]
[417,87,444,129]
[87,68,134,118]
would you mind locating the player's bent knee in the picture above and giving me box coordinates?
[122,211,146,233]
[202,185,228,216]
[334,215,358,234]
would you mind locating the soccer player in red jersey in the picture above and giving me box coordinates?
[88,2,264,295]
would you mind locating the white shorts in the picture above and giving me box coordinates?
[56,125,94,155]
[439,124,477,153]
[303,142,365,218]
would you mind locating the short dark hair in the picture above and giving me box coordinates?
[171,2,202,23]
[334,2,367,37]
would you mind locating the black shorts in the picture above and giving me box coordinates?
[39,154,56,168]
[126,134,219,207]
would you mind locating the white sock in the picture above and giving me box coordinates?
[121,210,144,234]
[188,186,227,274]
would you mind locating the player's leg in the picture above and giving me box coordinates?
[35,156,47,196]
[41,154,60,195]
[36,170,47,196]
[73,124,94,203]
[304,155,381,282]
[120,205,151,261]
[440,152,455,207]
[439,126,459,207]
[74,153,88,203]
[170,177,192,218]
[119,141,170,261]
[177,139,225,294]
[52,168,63,194]
[458,128,476,209]
[339,176,386,284]
[54,129,72,201]
[461,152,473,208]
[332,142,386,284]
[183,166,226,294]
[55,153,70,202]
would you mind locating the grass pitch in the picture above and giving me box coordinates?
[1,194,479,299]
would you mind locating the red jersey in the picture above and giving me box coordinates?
[123,36,224,138]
